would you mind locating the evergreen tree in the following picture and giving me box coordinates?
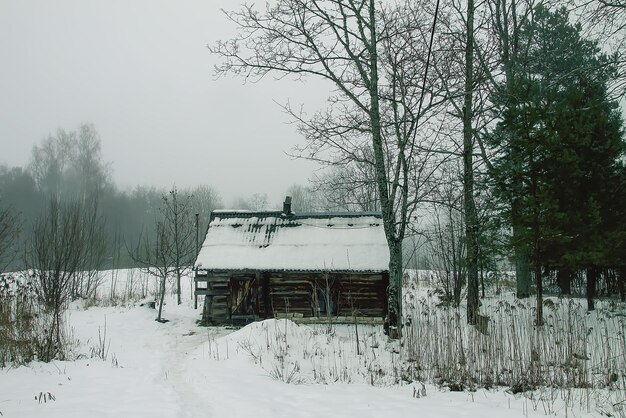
[488,5,625,317]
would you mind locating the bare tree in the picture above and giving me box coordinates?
[29,130,73,198]
[561,0,626,108]
[423,163,466,306]
[26,195,107,359]
[428,0,501,322]
[71,197,108,301]
[231,193,270,211]
[131,187,196,319]
[162,188,196,306]
[285,184,322,212]
[69,123,111,203]
[188,184,222,236]
[210,0,446,336]
[461,0,480,325]
[566,0,626,64]
[131,222,176,322]
[312,160,380,212]
[453,0,538,299]
[28,199,82,360]
[29,124,111,202]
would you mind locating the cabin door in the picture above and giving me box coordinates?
[230,275,258,318]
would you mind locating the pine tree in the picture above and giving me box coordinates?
[488,5,625,317]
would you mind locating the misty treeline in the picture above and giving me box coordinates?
[0,124,225,360]
[210,0,626,330]
[0,123,223,273]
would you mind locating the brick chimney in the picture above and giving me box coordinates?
[283,196,292,215]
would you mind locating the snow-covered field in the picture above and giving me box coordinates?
[0,269,622,417]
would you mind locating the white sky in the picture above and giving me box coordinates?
[0,0,328,205]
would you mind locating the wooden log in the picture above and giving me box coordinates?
[195,289,229,296]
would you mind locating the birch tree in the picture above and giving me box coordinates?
[209,0,445,336]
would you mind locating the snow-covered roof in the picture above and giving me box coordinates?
[195,211,389,272]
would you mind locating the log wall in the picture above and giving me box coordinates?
[196,270,388,324]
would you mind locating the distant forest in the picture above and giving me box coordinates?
[0,123,386,272]
[0,123,223,270]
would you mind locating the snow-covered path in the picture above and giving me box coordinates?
[0,301,598,418]
[157,313,223,418]
[0,305,189,417]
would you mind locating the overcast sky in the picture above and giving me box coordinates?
[0,0,328,206]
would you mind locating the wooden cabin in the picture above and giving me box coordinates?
[193,201,389,324]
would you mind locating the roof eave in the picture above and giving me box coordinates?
[195,267,389,275]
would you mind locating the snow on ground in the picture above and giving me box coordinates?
[0,303,200,417]
[182,319,562,418]
[0,269,616,417]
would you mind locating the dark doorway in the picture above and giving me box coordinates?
[230,275,258,318]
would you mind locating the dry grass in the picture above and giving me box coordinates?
[402,286,626,417]
[1,272,80,365]
[213,281,625,417]
[0,272,39,366]
[403,292,625,391]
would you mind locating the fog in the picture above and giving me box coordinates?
[0,0,328,205]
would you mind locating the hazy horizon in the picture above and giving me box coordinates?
[0,0,329,206]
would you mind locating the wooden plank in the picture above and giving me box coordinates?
[292,316,384,325]
[195,277,229,283]
[230,314,257,321]
[270,290,312,297]
[195,289,229,296]
[211,308,229,315]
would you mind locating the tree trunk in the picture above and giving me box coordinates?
[464,0,479,326]
[157,275,166,322]
[497,0,531,300]
[515,253,532,297]
[453,271,463,308]
[534,257,543,326]
[619,268,625,303]
[605,268,616,296]
[366,0,401,337]
[450,215,462,307]
[480,248,486,298]
[176,271,182,305]
[586,266,597,311]
[530,148,543,326]
[512,209,532,298]
[385,239,403,339]
[557,268,571,295]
